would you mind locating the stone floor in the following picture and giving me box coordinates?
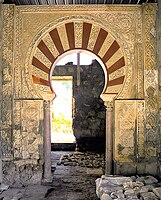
[0,151,103,200]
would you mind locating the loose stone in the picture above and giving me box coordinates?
[96,175,161,200]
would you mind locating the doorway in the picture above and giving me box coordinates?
[51,76,75,144]
[50,51,106,153]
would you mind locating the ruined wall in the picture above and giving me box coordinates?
[0,2,3,183]
[1,5,44,186]
[53,61,106,152]
[157,0,161,174]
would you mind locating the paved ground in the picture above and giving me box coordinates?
[0,151,103,200]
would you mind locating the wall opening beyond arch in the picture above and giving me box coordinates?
[51,51,106,152]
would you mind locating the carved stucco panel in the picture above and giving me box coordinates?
[115,100,146,163]
[21,100,43,160]
[1,5,14,158]
[14,7,23,99]
[21,12,69,59]
[137,100,145,159]
[15,7,41,99]
[13,101,22,159]
[135,8,144,99]
[74,21,83,49]
[115,100,136,163]
[143,4,159,166]
[91,12,137,98]
[95,9,144,99]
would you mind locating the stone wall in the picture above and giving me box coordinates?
[0,2,3,183]
[157,0,161,174]
[1,5,44,186]
[143,4,159,175]
[114,100,145,175]
[53,60,106,153]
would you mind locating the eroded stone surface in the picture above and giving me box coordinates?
[136,176,158,185]
[153,187,161,199]
[140,192,158,200]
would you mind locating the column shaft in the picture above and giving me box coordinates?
[43,101,52,182]
[105,106,113,175]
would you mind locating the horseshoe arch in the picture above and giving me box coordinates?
[29,18,126,101]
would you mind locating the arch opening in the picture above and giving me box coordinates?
[50,49,107,96]
[50,50,106,152]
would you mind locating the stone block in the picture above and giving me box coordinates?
[114,162,137,175]
[124,188,135,197]
[127,196,139,200]
[153,187,161,199]
[145,163,158,176]
[137,162,146,174]
[110,189,124,198]
[139,185,154,194]
[100,193,112,200]
[101,175,132,186]
[140,192,158,200]
[136,176,158,185]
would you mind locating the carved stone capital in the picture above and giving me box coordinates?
[44,100,52,111]
[104,101,113,112]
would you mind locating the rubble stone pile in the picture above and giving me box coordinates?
[96,175,161,200]
[58,151,105,168]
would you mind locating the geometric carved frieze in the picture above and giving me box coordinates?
[13,100,43,161]
[21,100,43,160]
[115,100,136,163]
[1,5,14,159]
[115,100,145,163]
[137,100,145,159]
[143,4,159,166]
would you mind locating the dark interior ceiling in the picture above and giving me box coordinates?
[3,0,158,5]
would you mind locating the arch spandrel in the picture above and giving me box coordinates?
[29,18,126,101]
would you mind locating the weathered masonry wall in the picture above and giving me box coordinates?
[1,5,43,186]
[0,3,160,185]
[53,61,106,153]
[157,0,161,174]
[0,2,3,183]
[114,4,160,175]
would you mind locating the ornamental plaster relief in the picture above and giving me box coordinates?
[22,12,71,58]
[115,100,136,163]
[21,100,43,160]
[109,67,125,81]
[43,33,59,57]
[74,21,83,49]
[142,4,159,174]
[1,5,14,158]
[137,100,145,159]
[23,13,128,99]
[11,4,137,99]
[13,101,22,159]
[115,100,145,165]
[91,11,138,98]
